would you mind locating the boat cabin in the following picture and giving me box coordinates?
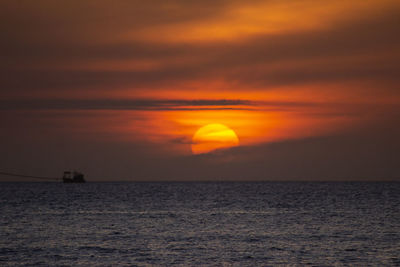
[63,171,85,183]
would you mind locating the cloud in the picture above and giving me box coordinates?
[160,121,400,181]
[0,99,249,110]
[1,1,399,97]
[0,98,322,111]
[0,1,399,181]
[1,101,399,181]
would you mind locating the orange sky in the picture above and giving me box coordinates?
[1,0,399,180]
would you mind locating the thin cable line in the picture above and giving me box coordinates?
[0,171,59,181]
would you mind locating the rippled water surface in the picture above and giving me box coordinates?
[0,182,399,266]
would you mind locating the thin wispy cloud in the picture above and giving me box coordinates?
[0,99,322,111]
[1,0,399,181]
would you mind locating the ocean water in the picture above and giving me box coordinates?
[0,182,399,266]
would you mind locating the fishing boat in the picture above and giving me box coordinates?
[62,171,85,183]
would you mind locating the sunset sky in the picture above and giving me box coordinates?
[1,0,399,181]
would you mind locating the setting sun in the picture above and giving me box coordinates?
[191,123,239,155]
[1,0,398,181]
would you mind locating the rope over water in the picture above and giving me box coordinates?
[0,171,59,181]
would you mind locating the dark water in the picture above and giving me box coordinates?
[0,182,399,266]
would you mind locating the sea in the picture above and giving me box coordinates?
[0,182,399,266]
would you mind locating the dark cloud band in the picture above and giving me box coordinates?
[0,98,321,111]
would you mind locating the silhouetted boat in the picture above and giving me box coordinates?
[63,171,85,183]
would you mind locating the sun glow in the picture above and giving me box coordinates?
[191,123,239,155]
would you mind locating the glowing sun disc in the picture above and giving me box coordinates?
[191,123,239,154]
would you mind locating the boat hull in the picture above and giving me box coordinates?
[63,178,85,183]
